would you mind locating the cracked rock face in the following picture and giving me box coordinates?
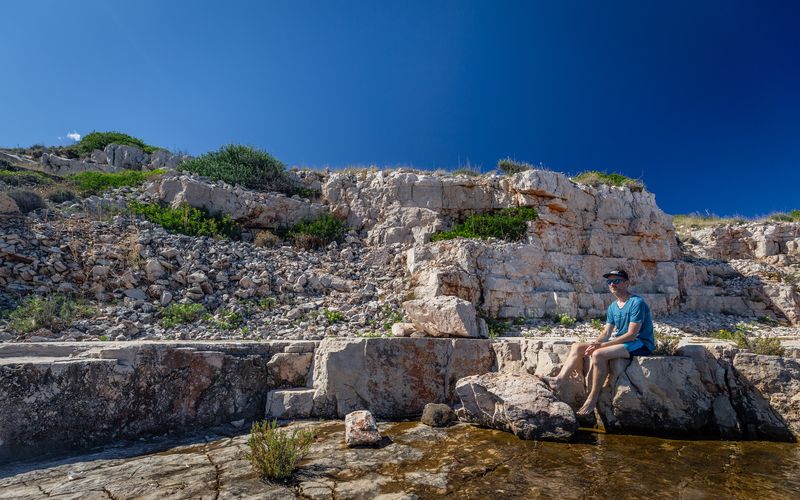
[455,371,578,442]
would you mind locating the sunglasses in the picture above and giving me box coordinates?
[606,278,625,285]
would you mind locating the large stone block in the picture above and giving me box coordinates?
[455,371,577,442]
[311,337,493,418]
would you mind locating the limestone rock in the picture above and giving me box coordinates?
[312,337,493,418]
[455,371,577,442]
[145,173,326,229]
[266,388,315,419]
[421,403,456,427]
[403,295,484,338]
[267,352,313,388]
[345,410,381,447]
[0,192,19,213]
[391,322,416,337]
[597,356,715,435]
[104,144,148,170]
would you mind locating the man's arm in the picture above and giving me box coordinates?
[585,323,614,355]
[602,322,641,347]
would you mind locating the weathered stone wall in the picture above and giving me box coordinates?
[2,338,798,463]
[0,341,316,463]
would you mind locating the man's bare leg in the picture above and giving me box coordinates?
[552,342,590,383]
[576,344,630,416]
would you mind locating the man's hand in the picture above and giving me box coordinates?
[584,341,602,356]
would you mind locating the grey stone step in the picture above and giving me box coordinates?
[266,388,315,419]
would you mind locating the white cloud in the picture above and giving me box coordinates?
[66,131,81,142]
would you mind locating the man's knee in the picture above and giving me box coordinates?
[570,342,590,354]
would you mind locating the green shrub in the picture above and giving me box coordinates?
[209,308,244,330]
[497,158,533,175]
[485,317,509,339]
[0,169,53,186]
[259,297,277,310]
[46,189,77,203]
[69,169,165,194]
[246,420,316,481]
[129,201,241,239]
[7,190,46,213]
[769,210,800,222]
[590,318,605,331]
[289,213,347,249]
[452,167,482,177]
[572,171,644,192]
[178,144,301,194]
[323,309,345,323]
[70,131,159,156]
[557,313,576,327]
[7,294,93,334]
[653,331,680,356]
[161,302,207,328]
[430,207,538,242]
[715,329,785,356]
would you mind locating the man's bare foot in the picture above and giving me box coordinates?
[576,401,596,417]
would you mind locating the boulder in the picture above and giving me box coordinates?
[455,371,577,442]
[345,410,381,447]
[145,174,326,229]
[421,403,456,427]
[104,144,148,170]
[402,296,485,338]
[311,337,493,418]
[0,192,19,213]
[266,389,315,419]
[597,356,715,435]
[266,352,313,388]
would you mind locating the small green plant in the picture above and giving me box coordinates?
[485,317,510,339]
[572,171,644,192]
[497,158,532,175]
[513,316,527,326]
[557,313,576,327]
[70,131,160,156]
[258,297,277,310]
[161,302,206,328]
[382,305,404,331]
[179,144,302,195]
[68,169,165,194]
[430,206,538,242]
[99,335,109,341]
[590,318,605,331]
[129,201,241,239]
[7,294,93,334]
[323,309,345,323]
[653,331,680,356]
[452,167,482,177]
[246,420,316,481]
[716,329,785,356]
[210,308,244,330]
[289,213,347,250]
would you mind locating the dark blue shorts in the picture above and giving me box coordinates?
[624,339,652,356]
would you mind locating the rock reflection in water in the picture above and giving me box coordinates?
[1,421,799,499]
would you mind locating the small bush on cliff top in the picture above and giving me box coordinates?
[70,131,159,156]
[246,420,316,481]
[572,170,644,192]
[6,190,46,213]
[69,169,165,194]
[178,144,302,195]
[497,158,533,175]
[129,201,241,239]
[288,213,347,249]
[431,206,538,242]
[0,169,53,187]
[769,210,800,222]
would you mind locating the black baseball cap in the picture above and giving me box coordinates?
[603,269,629,280]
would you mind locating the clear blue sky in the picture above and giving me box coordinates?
[2,0,798,216]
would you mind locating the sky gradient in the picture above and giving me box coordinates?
[2,0,798,216]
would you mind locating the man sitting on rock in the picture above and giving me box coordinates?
[548,269,655,417]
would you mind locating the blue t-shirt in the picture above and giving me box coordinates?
[606,295,654,351]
